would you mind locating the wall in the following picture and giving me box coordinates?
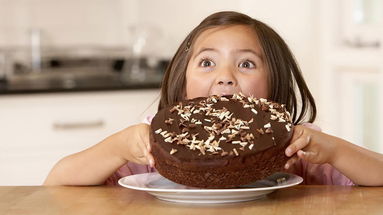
[0,0,134,47]
[0,0,321,123]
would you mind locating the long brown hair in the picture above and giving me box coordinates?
[158,11,316,124]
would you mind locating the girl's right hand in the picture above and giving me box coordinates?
[116,123,155,167]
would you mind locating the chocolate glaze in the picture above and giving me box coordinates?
[150,94,293,188]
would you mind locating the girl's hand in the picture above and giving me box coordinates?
[116,123,155,167]
[284,125,337,169]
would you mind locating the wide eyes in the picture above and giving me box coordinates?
[199,58,216,67]
[239,60,256,69]
[197,58,256,70]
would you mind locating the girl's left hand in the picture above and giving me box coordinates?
[284,125,337,169]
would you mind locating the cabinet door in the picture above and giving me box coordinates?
[335,68,383,152]
[0,90,159,185]
[340,0,382,48]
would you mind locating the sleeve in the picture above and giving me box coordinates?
[105,163,156,186]
[286,123,356,186]
[287,159,355,185]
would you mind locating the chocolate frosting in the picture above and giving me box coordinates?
[150,94,293,169]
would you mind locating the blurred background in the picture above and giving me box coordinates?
[0,0,382,185]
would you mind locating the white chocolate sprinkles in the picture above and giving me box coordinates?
[154,94,292,156]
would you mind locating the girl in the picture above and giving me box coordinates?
[44,11,383,186]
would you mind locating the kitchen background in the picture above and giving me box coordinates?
[0,0,382,185]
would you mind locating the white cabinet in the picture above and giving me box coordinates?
[0,89,159,185]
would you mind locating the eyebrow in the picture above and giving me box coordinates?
[193,47,261,60]
[193,48,217,60]
[236,49,261,58]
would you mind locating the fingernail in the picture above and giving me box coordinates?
[284,163,289,169]
[285,148,291,156]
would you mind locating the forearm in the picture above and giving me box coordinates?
[44,132,127,186]
[331,137,383,186]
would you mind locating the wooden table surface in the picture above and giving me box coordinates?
[1,185,382,215]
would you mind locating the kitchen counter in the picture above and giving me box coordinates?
[0,81,161,95]
[1,185,382,214]
[0,58,168,95]
[0,70,162,95]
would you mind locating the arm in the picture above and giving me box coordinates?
[285,125,383,186]
[44,124,154,186]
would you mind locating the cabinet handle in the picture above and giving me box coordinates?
[53,119,105,130]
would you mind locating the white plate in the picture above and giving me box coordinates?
[118,172,303,204]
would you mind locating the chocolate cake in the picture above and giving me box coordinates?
[150,93,293,188]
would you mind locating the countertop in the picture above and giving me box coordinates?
[1,185,382,214]
[0,71,162,95]
[0,60,167,95]
[0,80,161,95]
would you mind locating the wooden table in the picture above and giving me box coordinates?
[1,185,382,215]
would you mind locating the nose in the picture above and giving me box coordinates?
[216,67,236,86]
[218,80,234,85]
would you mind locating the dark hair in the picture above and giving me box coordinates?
[158,11,316,124]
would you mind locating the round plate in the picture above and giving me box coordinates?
[118,172,303,204]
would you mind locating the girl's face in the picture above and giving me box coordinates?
[185,25,268,99]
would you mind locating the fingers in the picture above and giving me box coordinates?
[284,150,317,170]
[144,135,151,152]
[285,130,311,157]
[137,124,154,167]
[146,153,155,168]
[290,125,304,143]
[284,155,299,170]
[297,150,317,161]
[137,139,154,167]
